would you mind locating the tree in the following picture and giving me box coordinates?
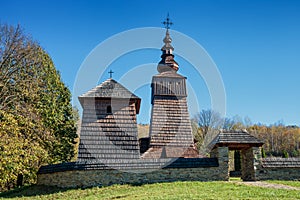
[223,117,235,130]
[231,115,246,130]
[0,24,78,191]
[195,109,223,137]
[32,49,78,162]
[194,109,223,154]
[248,123,300,158]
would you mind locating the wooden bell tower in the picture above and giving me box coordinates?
[142,15,199,158]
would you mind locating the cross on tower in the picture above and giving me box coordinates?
[162,13,173,30]
[108,70,114,78]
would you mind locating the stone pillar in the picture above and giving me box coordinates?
[211,147,229,181]
[241,147,262,181]
[210,148,218,158]
[253,147,262,181]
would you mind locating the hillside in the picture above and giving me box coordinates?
[138,124,150,138]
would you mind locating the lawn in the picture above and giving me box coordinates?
[0,181,299,200]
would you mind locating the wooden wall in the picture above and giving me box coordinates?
[78,98,140,160]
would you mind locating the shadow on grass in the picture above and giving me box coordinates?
[0,185,71,198]
[0,180,236,198]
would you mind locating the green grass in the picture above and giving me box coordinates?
[0,181,299,200]
[229,177,242,182]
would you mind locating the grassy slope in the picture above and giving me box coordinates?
[1,181,299,200]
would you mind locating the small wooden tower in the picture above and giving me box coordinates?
[142,18,199,158]
[77,78,141,161]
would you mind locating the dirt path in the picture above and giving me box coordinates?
[235,181,300,190]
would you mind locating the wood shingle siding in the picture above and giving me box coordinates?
[143,66,199,158]
[77,79,141,160]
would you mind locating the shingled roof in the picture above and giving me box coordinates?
[209,130,264,150]
[262,158,300,168]
[79,78,140,99]
[78,78,141,113]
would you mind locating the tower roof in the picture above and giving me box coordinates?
[78,78,141,113]
[153,71,186,79]
[79,78,140,99]
[157,15,179,73]
[161,29,174,54]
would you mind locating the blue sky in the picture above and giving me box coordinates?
[1,0,300,125]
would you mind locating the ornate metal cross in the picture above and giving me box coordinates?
[162,13,173,30]
[108,69,114,78]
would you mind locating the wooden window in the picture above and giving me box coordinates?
[107,105,112,114]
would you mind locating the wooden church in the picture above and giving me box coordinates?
[39,17,287,188]
[77,16,199,161]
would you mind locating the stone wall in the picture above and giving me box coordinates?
[37,166,225,188]
[37,145,300,188]
[257,158,300,181]
[37,147,229,188]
